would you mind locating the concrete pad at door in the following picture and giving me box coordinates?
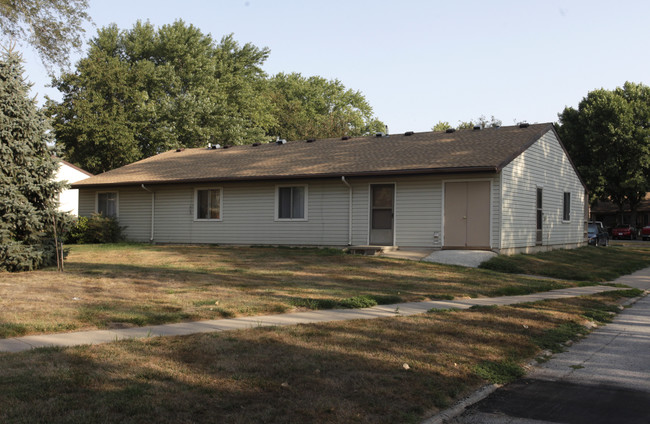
[423,250,497,268]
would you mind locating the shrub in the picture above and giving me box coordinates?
[67,214,125,244]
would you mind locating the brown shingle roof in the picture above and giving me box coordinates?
[72,123,555,188]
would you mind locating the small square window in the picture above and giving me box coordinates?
[97,192,118,217]
[196,189,221,220]
[277,186,307,220]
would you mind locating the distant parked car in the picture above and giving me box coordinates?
[612,224,636,240]
[588,221,609,246]
[641,225,650,241]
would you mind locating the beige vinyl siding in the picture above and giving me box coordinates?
[78,190,95,217]
[394,177,441,247]
[79,188,152,242]
[118,188,152,242]
[500,130,585,249]
[152,180,349,245]
[349,174,498,248]
[78,173,504,248]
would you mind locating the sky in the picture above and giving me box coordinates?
[19,0,650,134]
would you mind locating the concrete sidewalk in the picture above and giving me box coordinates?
[2,281,635,354]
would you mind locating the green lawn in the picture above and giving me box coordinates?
[0,244,597,338]
[0,289,641,424]
[479,242,650,281]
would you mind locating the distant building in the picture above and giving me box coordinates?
[55,160,93,215]
[590,193,650,229]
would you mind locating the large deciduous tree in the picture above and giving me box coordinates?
[267,72,385,141]
[0,0,91,71]
[556,82,650,221]
[0,49,63,271]
[47,21,273,174]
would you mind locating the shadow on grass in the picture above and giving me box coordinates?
[0,318,481,424]
[479,245,650,282]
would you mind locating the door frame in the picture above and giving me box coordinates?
[441,178,493,249]
[367,182,396,246]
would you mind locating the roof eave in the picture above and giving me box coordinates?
[71,166,499,189]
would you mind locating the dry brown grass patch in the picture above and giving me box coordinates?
[0,244,590,338]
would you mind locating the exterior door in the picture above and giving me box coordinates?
[369,184,394,245]
[444,181,490,248]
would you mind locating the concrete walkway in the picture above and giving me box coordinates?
[424,265,650,424]
[2,278,640,353]
[443,275,650,424]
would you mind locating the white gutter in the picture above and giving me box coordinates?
[141,184,155,242]
[341,176,352,246]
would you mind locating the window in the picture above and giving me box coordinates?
[563,192,571,221]
[97,192,118,217]
[276,186,307,220]
[195,188,222,220]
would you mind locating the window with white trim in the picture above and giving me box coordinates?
[97,192,118,217]
[276,186,307,220]
[563,192,571,221]
[195,188,222,220]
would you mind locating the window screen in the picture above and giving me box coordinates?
[196,189,220,219]
[278,186,305,219]
[97,192,117,217]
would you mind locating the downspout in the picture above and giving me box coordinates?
[341,176,352,246]
[141,184,155,242]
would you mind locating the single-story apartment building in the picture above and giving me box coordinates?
[55,159,93,216]
[72,123,587,254]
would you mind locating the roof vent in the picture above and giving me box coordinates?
[222,145,231,149]
[519,122,530,128]
[175,148,184,153]
[473,125,481,131]
[375,132,385,137]
[445,128,456,133]
[252,143,261,147]
[306,138,316,143]
[341,136,350,140]
[404,131,414,136]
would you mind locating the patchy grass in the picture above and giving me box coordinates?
[0,290,639,424]
[479,243,650,281]
[0,244,587,338]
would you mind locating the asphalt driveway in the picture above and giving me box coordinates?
[447,268,650,424]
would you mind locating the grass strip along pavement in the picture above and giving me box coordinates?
[1,244,649,423]
[7,243,649,339]
[0,288,643,424]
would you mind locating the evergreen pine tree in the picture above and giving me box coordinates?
[0,48,63,271]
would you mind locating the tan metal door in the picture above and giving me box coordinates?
[444,181,490,248]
